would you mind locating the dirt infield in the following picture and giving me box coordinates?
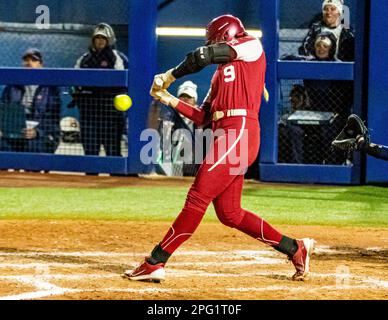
[0,172,387,300]
[0,220,386,300]
[0,171,196,189]
[0,171,309,189]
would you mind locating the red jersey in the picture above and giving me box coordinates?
[209,35,266,114]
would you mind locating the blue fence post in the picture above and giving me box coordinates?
[259,0,279,165]
[126,0,158,174]
[258,0,360,185]
[366,0,388,183]
[351,0,369,184]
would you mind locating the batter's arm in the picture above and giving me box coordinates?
[174,100,211,127]
[154,91,211,127]
[151,43,237,94]
[172,43,237,79]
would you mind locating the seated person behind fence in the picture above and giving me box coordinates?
[299,0,354,61]
[278,85,310,164]
[71,23,128,157]
[54,117,84,156]
[0,49,60,153]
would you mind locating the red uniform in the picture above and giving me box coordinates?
[127,16,315,283]
[160,36,284,255]
[211,35,266,113]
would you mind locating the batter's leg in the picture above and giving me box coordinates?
[125,125,247,281]
[213,175,298,257]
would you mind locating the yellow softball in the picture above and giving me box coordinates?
[114,94,133,112]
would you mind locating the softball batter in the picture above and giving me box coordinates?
[125,14,315,282]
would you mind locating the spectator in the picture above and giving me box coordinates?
[289,84,310,112]
[177,81,199,176]
[284,33,353,114]
[283,34,353,164]
[71,23,128,157]
[155,81,199,176]
[278,85,310,163]
[0,48,60,153]
[303,33,353,115]
[299,0,355,61]
[55,117,84,156]
[176,81,198,131]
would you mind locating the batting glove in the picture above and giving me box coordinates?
[153,89,178,107]
[150,68,176,94]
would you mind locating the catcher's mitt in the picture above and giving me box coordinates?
[331,114,370,152]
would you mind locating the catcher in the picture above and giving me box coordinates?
[332,114,388,161]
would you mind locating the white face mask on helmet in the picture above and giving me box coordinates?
[92,23,117,47]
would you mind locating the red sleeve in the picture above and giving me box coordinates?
[175,101,211,127]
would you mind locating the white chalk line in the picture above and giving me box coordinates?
[0,247,387,300]
[1,281,387,301]
[226,284,384,293]
[0,274,118,281]
[2,270,386,288]
[0,267,387,301]
[0,246,384,258]
[0,289,74,301]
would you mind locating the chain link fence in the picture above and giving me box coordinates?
[0,94,128,157]
[278,0,356,165]
[278,79,353,164]
[0,12,129,159]
[0,23,128,68]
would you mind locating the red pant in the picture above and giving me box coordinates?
[160,116,283,254]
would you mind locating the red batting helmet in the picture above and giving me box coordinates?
[206,14,247,45]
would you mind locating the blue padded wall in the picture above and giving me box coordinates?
[366,0,388,183]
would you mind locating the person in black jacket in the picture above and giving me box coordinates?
[278,84,310,164]
[72,23,128,157]
[299,0,355,61]
[0,49,60,153]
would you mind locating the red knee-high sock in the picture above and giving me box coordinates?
[236,210,283,246]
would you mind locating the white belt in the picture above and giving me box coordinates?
[212,109,247,121]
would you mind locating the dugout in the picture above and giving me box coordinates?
[0,0,386,184]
